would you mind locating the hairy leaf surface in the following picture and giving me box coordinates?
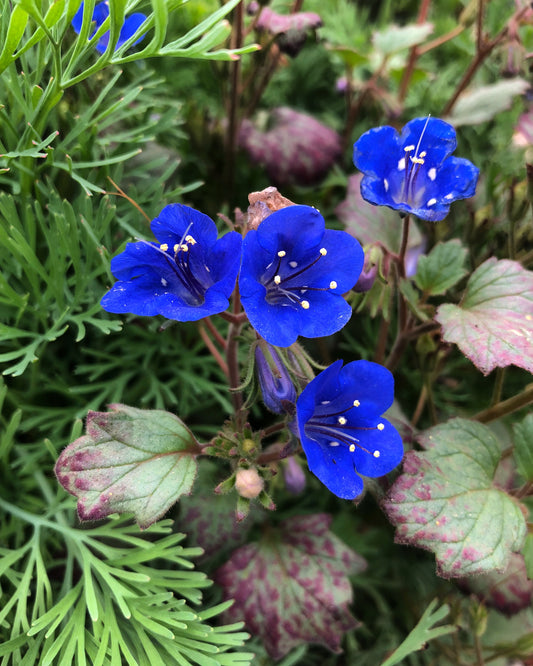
[383,418,527,577]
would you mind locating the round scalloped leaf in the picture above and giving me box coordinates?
[215,513,366,659]
[436,258,533,375]
[55,404,201,529]
[383,418,527,578]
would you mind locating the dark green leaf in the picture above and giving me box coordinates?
[415,239,468,295]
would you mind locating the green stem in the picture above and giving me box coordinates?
[474,383,533,423]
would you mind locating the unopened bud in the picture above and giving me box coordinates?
[235,467,264,499]
[284,457,306,494]
[255,344,296,414]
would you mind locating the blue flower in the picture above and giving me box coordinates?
[239,205,364,347]
[353,117,479,222]
[255,344,297,414]
[296,359,404,499]
[72,1,146,54]
[101,204,242,321]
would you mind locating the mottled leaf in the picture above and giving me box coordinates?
[373,23,433,55]
[448,78,529,126]
[435,258,533,375]
[239,108,341,186]
[256,8,322,35]
[415,239,468,295]
[215,514,366,659]
[383,418,527,578]
[55,404,201,528]
[513,414,533,481]
[460,553,533,615]
[337,174,422,252]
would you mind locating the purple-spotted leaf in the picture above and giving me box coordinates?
[436,258,533,375]
[337,174,422,252]
[239,108,341,187]
[215,513,366,659]
[55,404,201,529]
[383,418,527,578]
[459,553,533,615]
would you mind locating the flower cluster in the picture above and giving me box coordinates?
[353,117,479,222]
[72,1,146,54]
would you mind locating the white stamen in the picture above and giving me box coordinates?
[274,275,281,285]
[428,167,437,181]
[373,450,381,458]
[160,243,169,251]
[301,300,310,309]
[173,244,179,253]
[161,278,168,287]
[320,248,327,256]
[377,423,385,431]
[398,157,406,171]
[185,235,196,245]
[404,145,415,152]
[445,193,454,200]
[427,198,437,206]
[329,281,337,289]
[278,250,286,257]
[180,244,189,252]
[330,441,340,447]
[289,261,298,268]
[349,444,356,452]
[338,416,347,425]
[384,178,389,192]
[321,400,330,405]
[353,400,360,407]
[419,151,427,158]
[205,266,210,272]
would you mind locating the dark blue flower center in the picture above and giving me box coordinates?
[148,226,214,306]
[261,247,337,310]
[305,398,384,458]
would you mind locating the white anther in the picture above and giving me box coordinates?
[321,400,330,405]
[338,416,347,425]
[274,275,281,285]
[353,400,360,407]
[180,244,189,252]
[289,261,298,268]
[319,248,327,256]
[419,151,427,158]
[329,281,337,289]
[384,178,389,192]
[173,244,179,253]
[349,444,356,452]
[330,441,340,447]
[373,450,381,458]
[445,193,454,200]
[428,167,437,181]
[377,423,385,431]
[301,300,310,310]
[161,278,168,287]
[278,250,286,257]
[411,156,425,165]
[398,157,406,171]
[185,235,196,244]
[160,243,169,251]
[404,145,415,152]
[427,198,437,207]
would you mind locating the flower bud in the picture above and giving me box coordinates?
[235,467,264,499]
[284,457,306,494]
[255,344,297,414]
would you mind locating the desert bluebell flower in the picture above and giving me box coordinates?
[296,359,403,499]
[239,205,364,347]
[101,204,242,321]
[72,1,146,54]
[353,117,479,222]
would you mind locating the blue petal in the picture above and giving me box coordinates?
[350,418,404,477]
[298,292,353,339]
[353,125,400,179]
[400,117,457,166]
[255,205,325,255]
[151,204,218,250]
[296,360,344,426]
[301,437,364,499]
[205,230,242,297]
[338,360,395,416]
[94,11,146,53]
[72,2,110,34]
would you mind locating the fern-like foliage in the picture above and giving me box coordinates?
[0,507,253,666]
